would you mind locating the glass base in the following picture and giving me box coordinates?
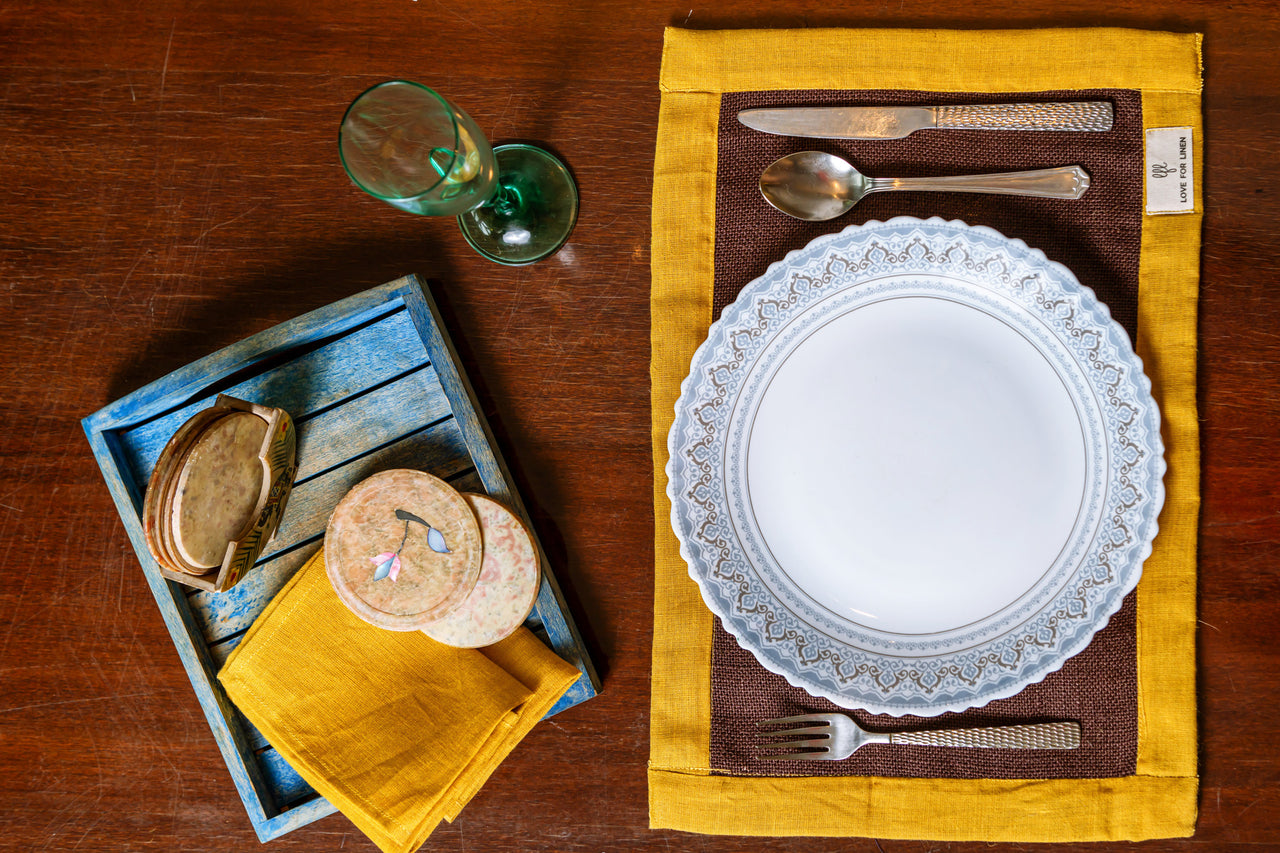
[457,144,579,265]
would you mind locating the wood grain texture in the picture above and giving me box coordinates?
[0,1,1276,851]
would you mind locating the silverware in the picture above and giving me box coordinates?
[738,101,1114,139]
[759,150,1090,221]
[757,713,1081,761]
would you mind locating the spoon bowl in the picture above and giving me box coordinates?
[759,151,868,221]
[759,151,1090,221]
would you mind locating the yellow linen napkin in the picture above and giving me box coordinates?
[218,549,580,853]
[650,27,1201,841]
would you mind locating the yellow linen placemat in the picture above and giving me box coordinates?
[650,27,1201,841]
[219,550,580,853]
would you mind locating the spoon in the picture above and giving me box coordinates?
[759,151,1091,221]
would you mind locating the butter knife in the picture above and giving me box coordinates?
[738,102,1113,139]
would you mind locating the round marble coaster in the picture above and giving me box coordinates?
[421,493,541,648]
[325,469,482,631]
[171,411,269,570]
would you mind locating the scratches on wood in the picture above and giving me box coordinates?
[158,19,176,107]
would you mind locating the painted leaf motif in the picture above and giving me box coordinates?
[371,552,397,581]
[427,526,451,554]
[387,554,402,581]
[395,509,429,526]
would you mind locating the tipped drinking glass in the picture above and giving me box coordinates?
[339,80,578,265]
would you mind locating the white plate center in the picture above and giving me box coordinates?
[746,293,1087,635]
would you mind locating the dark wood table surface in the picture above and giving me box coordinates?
[2,1,1277,850]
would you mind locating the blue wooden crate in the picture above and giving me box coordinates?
[82,275,600,842]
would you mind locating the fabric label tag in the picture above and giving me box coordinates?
[1144,126,1195,214]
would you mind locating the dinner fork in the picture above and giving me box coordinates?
[757,713,1081,761]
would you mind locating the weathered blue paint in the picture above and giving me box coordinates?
[82,276,599,842]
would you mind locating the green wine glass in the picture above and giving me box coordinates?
[338,80,578,265]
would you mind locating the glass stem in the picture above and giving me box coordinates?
[486,178,522,217]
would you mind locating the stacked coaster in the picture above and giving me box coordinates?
[326,469,541,647]
[143,395,297,592]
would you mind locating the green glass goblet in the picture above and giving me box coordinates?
[339,80,578,265]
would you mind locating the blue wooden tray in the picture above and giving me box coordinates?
[82,275,599,842]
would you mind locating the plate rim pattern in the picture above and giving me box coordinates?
[666,217,1166,716]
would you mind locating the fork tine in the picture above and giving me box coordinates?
[758,713,839,761]
[758,748,835,761]
[758,737,830,751]
[757,714,832,727]
[757,726,829,739]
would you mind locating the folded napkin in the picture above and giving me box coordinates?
[218,550,580,853]
[650,27,1202,841]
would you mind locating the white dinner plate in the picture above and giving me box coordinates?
[667,218,1165,716]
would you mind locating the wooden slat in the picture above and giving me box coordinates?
[118,307,429,488]
[197,544,323,650]
[445,468,486,495]
[269,418,474,556]
[293,364,454,480]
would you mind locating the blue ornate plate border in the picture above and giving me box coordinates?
[667,218,1165,716]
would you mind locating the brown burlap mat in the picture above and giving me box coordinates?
[708,88,1144,779]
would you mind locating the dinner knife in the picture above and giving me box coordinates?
[737,102,1114,139]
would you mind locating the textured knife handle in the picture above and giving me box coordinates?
[888,722,1081,749]
[935,102,1113,132]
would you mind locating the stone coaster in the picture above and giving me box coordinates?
[142,396,296,590]
[325,469,481,631]
[421,493,541,648]
[171,411,269,569]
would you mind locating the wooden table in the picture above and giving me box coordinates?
[1,2,1276,850]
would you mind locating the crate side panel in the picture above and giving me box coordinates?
[256,747,318,811]
[402,281,601,698]
[85,281,414,433]
[207,632,271,752]
[251,795,338,843]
